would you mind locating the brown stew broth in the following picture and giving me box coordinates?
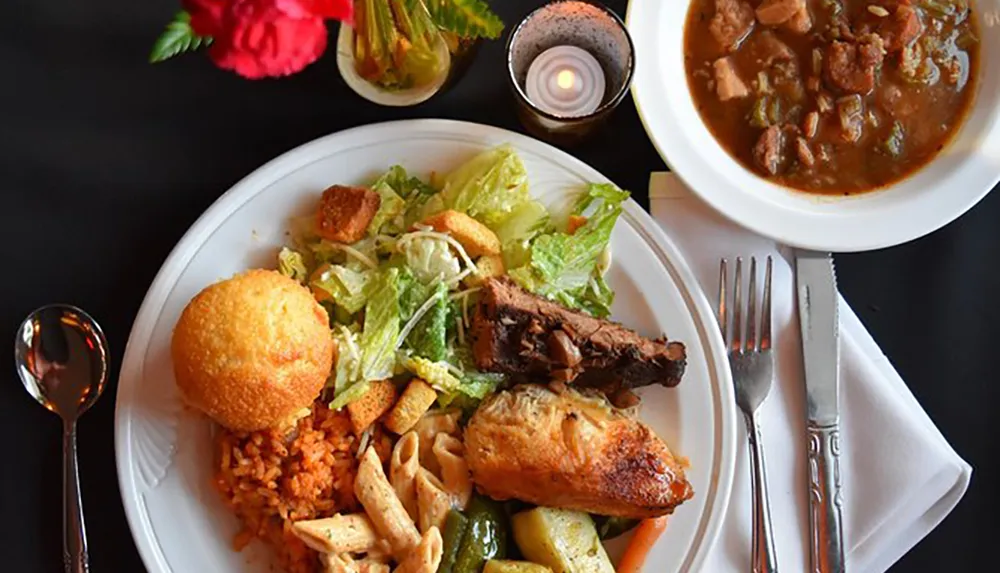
[684,0,980,194]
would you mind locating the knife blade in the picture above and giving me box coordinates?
[796,249,845,573]
[797,250,840,426]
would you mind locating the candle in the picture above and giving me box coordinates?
[525,45,606,118]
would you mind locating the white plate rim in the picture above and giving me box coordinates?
[626,0,1000,252]
[114,118,737,573]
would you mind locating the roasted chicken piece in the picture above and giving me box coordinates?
[464,384,694,519]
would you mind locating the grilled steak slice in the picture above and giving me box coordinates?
[470,277,686,394]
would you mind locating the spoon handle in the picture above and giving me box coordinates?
[63,422,89,573]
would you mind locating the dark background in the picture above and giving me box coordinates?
[1,0,995,571]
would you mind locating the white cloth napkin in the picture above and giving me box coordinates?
[648,173,972,573]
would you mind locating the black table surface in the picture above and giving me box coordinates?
[2,0,996,571]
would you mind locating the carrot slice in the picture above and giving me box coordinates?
[617,516,668,573]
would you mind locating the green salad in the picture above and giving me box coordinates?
[276,144,630,411]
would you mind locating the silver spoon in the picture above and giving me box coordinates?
[15,304,108,573]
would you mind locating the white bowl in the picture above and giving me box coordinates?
[627,0,1000,252]
[336,24,451,107]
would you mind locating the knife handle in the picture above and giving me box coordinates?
[807,423,845,573]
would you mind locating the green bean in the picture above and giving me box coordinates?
[438,509,470,573]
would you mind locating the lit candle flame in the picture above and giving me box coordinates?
[556,69,576,90]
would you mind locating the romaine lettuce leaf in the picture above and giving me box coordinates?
[277,247,309,283]
[368,181,406,235]
[459,371,505,399]
[359,268,402,382]
[330,325,363,408]
[402,356,461,395]
[396,267,424,322]
[369,165,439,229]
[310,264,372,314]
[508,183,628,317]
[330,380,371,410]
[437,144,531,227]
[493,200,551,269]
[405,281,450,361]
[376,165,438,198]
[400,236,462,284]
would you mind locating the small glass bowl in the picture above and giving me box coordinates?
[506,0,635,146]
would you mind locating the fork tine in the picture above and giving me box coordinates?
[760,256,773,350]
[718,259,728,345]
[747,257,758,351]
[733,257,743,352]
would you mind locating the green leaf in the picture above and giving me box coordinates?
[406,281,450,361]
[369,181,406,235]
[310,264,373,314]
[509,183,628,316]
[425,0,505,40]
[402,356,462,394]
[149,11,213,64]
[438,144,531,228]
[359,268,402,381]
[277,247,310,284]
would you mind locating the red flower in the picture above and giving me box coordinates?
[184,0,353,79]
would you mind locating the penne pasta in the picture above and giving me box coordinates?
[321,553,359,573]
[415,468,452,534]
[357,561,391,573]
[292,514,380,554]
[432,433,473,510]
[355,446,422,559]
[392,526,443,573]
[390,432,421,521]
[412,409,461,476]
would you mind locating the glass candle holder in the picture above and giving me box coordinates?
[506,0,635,146]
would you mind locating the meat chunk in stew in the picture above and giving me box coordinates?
[877,5,923,52]
[753,125,786,175]
[783,5,812,35]
[713,57,749,101]
[752,30,795,66]
[824,37,885,95]
[709,0,755,53]
[755,0,805,26]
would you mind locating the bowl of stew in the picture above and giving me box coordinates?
[628,0,1000,251]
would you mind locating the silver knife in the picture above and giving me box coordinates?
[796,250,845,573]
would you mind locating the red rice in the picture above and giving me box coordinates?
[214,402,359,573]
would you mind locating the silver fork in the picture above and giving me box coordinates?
[719,256,778,573]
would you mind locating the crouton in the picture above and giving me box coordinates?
[347,380,399,435]
[463,255,506,288]
[384,379,438,434]
[419,210,501,258]
[567,215,588,235]
[316,185,381,244]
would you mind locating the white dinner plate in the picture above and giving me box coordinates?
[115,119,737,573]
[627,0,1000,252]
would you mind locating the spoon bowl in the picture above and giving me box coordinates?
[15,304,108,573]
[16,304,108,420]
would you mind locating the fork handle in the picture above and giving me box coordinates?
[746,414,778,573]
[807,423,845,573]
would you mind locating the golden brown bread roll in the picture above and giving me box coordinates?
[171,269,334,430]
[465,384,694,519]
